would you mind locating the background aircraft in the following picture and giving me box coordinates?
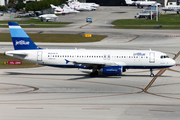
[67,1,97,11]
[5,22,176,77]
[162,5,180,14]
[50,4,79,14]
[38,14,58,22]
[68,0,100,8]
[125,0,161,8]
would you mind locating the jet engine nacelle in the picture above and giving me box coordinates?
[100,66,122,75]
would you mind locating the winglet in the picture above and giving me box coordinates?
[8,22,42,50]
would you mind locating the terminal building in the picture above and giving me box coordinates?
[0,0,8,6]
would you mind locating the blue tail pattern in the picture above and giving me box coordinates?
[8,22,42,50]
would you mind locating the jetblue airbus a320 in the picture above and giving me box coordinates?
[5,22,176,77]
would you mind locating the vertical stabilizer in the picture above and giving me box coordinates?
[8,22,42,50]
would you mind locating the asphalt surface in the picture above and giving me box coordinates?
[0,6,180,120]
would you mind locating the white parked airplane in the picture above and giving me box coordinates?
[125,0,161,8]
[38,14,58,22]
[68,0,100,8]
[162,5,180,14]
[68,1,97,11]
[5,22,176,77]
[50,4,79,14]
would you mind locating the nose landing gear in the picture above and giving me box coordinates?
[150,69,154,77]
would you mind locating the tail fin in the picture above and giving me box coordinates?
[124,0,132,4]
[8,22,42,50]
[50,4,58,9]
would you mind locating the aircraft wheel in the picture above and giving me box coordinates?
[90,71,98,77]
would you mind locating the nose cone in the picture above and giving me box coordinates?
[170,59,176,66]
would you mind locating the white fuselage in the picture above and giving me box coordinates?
[5,49,175,69]
[126,0,158,6]
[162,5,180,11]
[38,14,58,20]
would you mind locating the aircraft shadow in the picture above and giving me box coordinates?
[5,71,121,80]
[5,72,86,77]
[112,12,127,14]
[5,72,170,81]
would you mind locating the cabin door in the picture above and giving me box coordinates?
[37,51,43,61]
[149,52,155,63]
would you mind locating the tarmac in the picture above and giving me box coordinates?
[0,6,180,120]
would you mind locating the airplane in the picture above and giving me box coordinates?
[68,0,100,8]
[50,4,80,15]
[125,0,161,8]
[38,14,58,22]
[162,5,180,14]
[67,1,97,11]
[5,22,176,77]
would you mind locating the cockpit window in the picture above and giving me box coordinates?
[160,55,169,59]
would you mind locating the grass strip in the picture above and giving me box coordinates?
[0,24,68,28]
[113,25,180,29]
[0,33,107,43]
[0,19,72,28]
[0,19,72,24]
[112,14,180,29]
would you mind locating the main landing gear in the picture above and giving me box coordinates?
[150,69,154,77]
[90,69,98,77]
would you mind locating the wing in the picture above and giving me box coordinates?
[65,59,126,68]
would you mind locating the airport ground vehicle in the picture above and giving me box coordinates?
[18,13,29,17]
[134,11,155,19]
[0,12,3,16]
[8,8,16,13]
[86,17,92,22]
